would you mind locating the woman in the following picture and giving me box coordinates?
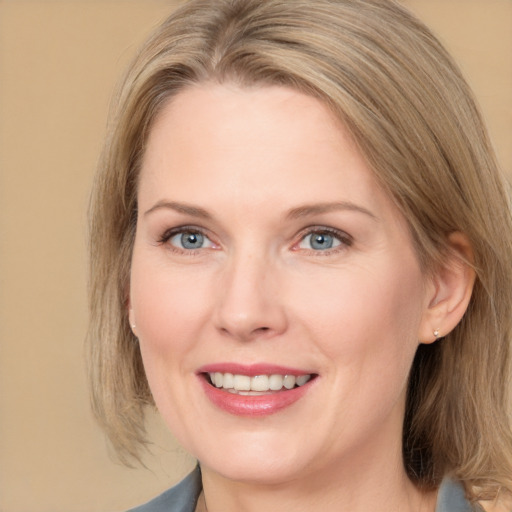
[87,1,512,511]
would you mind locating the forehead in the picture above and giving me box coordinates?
[141,84,376,198]
[145,83,350,168]
[136,82,413,240]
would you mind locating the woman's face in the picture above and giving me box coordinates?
[130,83,434,484]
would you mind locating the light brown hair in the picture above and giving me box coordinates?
[87,0,512,502]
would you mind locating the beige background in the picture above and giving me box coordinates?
[0,1,510,511]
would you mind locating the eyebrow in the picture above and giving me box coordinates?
[144,199,377,222]
[144,200,212,219]
[286,201,378,221]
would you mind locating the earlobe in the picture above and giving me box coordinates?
[128,303,137,334]
[418,232,476,344]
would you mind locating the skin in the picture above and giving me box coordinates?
[129,83,471,512]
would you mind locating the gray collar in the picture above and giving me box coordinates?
[128,468,480,512]
[436,478,481,512]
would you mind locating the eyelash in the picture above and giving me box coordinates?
[294,226,353,255]
[157,226,353,255]
[157,226,214,255]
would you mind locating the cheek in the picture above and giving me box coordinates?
[128,261,216,417]
[293,258,426,376]
[129,258,210,425]
[130,258,211,355]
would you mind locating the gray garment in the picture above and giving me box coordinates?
[127,466,481,512]
[127,466,202,512]
[436,478,483,512]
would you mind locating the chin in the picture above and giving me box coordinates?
[201,454,307,485]
[191,430,314,485]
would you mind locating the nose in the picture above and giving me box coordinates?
[213,251,288,342]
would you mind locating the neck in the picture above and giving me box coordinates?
[199,439,437,512]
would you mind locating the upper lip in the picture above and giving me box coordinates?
[196,362,315,377]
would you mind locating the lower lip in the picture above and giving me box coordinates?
[199,376,314,417]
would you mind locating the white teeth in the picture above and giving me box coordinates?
[283,375,296,389]
[251,375,269,391]
[296,375,311,386]
[222,372,234,389]
[207,372,312,392]
[269,374,284,390]
[233,374,251,391]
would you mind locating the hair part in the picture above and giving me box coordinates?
[87,0,512,500]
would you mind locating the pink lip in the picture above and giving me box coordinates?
[196,363,317,417]
[197,362,312,377]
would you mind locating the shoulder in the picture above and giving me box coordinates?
[127,466,202,512]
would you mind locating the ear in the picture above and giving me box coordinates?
[418,232,476,344]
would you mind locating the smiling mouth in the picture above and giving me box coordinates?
[205,372,316,395]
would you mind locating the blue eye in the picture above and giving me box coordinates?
[168,230,214,250]
[298,230,346,251]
